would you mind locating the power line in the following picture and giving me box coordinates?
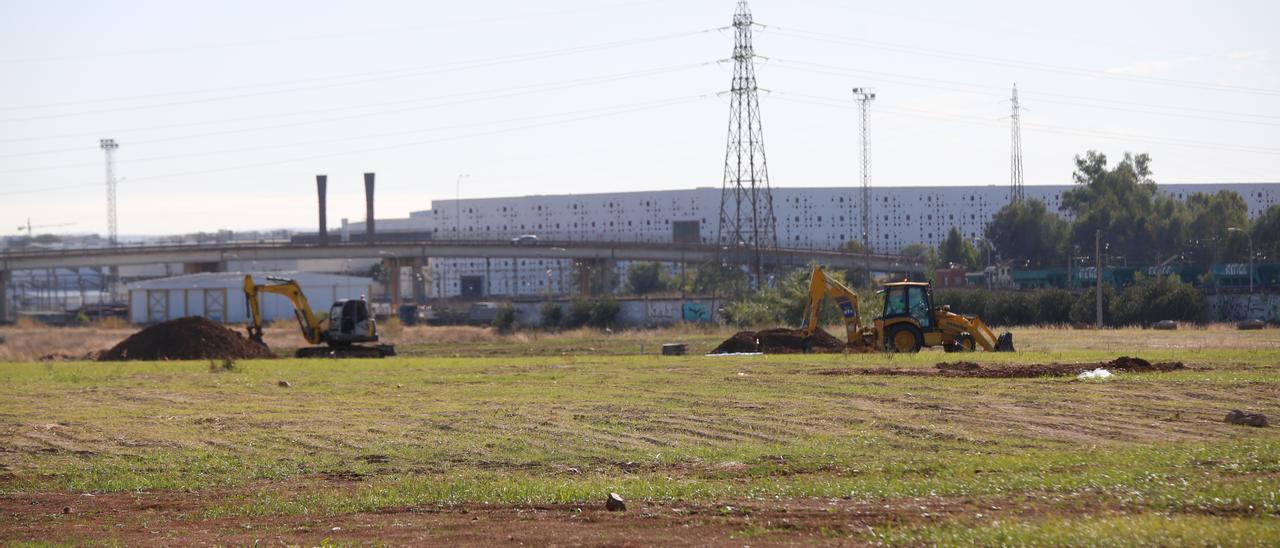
[768,59,1280,125]
[769,26,1280,97]
[0,94,713,197]
[773,92,1280,156]
[0,61,714,166]
[0,28,716,122]
[0,0,677,65]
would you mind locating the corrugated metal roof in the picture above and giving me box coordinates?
[126,271,372,290]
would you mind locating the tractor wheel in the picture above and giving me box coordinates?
[885,324,922,353]
[956,332,977,352]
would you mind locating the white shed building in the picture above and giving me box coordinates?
[126,271,374,324]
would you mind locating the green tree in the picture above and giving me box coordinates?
[564,297,593,328]
[1186,191,1251,263]
[1061,151,1162,264]
[624,262,668,295]
[938,227,979,270]
[984,198,1068,267]
[1253,205,1280,261]
[1110,275,1204,325]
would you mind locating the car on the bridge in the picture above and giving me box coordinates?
[510,234,539,245]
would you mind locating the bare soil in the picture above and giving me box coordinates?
[97,316,276,361]
[711,328,850,354]
[818,356,1186,379]
[0,488,1079,546]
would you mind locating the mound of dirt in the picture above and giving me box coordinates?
[819,357,1185,379]
[710,328,849,354]
[98,316,275,361]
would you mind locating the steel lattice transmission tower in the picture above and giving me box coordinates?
[1009,84,1025,203]
[100,138,120,246]
[852,87,876,285]
[717,0,777,286]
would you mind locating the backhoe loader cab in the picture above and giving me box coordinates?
[875,280,1014,353]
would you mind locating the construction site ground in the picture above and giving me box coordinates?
[1,325,1278,545]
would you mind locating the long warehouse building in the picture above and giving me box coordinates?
[346,183,1280,298]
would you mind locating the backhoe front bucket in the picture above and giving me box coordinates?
[995,332,1015,352]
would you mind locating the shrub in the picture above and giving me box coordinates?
[564,297,593,329]
[492,303,517,333]
[1034,288,1075,325]
[1070,285,1115,325]
[1110,275,1204,326]
[539,302,563,330]
[588,296,621,329]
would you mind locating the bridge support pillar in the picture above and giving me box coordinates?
[412,257,427,305]
[0,270,10,323]
[383,258,402,313]
[574,258,617,296]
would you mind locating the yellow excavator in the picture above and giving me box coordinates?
[800,266,1014,353]
[243,275,396,358]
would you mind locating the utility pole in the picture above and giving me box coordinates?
[1095,229,1103,329]
[717,0,777,289]
[1228,227,1254,294]
[852,87,876,287]
[100,139,119,246]
[1009,84,1024,203]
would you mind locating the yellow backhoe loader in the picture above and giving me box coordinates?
[243,275,396,358]
[801,266,1014,353]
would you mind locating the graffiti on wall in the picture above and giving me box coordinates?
[1211,294,1280,322]
[682,302,712,322]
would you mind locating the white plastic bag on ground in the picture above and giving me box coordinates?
[1077,368,1113,380]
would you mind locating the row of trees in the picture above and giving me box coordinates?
[985,152,1274,269]
[934,273,1204,327]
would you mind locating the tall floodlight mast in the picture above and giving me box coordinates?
[1009,84,1025,203]
[100,139,119,246]
[717,0,777,288]
[852,87,876,286]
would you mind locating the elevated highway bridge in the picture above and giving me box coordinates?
[1,239,918,319]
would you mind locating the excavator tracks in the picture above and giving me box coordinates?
[295,345,397,359]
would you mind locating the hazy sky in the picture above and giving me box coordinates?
[1,0,1277,236]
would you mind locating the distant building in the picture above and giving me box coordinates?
[126,271,372,324]
[344,182,1280,297]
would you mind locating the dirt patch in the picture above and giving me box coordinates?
[711,328,858,354]
[0,488,1080,546]
[97,316,276,361]
[819,356,1186,379]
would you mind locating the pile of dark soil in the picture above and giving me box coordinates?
[710,328,849,354]
[98,316,276,361]
[817,356,1185,379]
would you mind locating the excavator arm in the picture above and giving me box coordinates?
[243,275,325,345]
[800,266,866,346]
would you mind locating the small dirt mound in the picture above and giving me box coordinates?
[710,328,848,354]
[818,357,1185,379]
[98,316,276,361]
[936,361,980,372]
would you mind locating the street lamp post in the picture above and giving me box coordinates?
[1228,227,1253,294]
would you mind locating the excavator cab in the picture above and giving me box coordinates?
[327,299,378,345]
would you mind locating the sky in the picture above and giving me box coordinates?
[1,0,1277,236]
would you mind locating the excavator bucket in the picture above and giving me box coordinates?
[995,331,1015,352]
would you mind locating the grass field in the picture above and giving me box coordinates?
[1,325,1278,545]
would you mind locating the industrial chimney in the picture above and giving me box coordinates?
[316,174,328,245]
[364,172,376,243]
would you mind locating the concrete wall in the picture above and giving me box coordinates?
[128,283,373,324]
[512,298,720,328]
[1209,293,1280,322]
